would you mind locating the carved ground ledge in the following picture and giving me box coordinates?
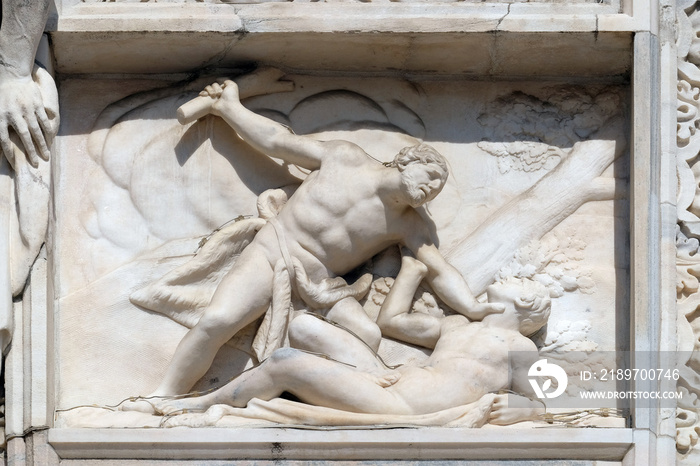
[49,428,634,461]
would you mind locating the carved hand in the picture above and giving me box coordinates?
[177,68,294,125]
[0,72,53,169]
[467,301,505,321]
[199,80,241,117]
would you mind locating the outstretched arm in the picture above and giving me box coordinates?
[404,223,504,321]
[203,79,330,171]
[0,0,53,168]
[376,254,442,349]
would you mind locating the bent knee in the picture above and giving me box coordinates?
[195,308,244,344]
[356,320,382,352]
[331,314,381,352]
[269,347,302,363]
[288,314,326,346]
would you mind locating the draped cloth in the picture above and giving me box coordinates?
[130,188,372,362]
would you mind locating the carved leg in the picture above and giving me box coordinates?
[158,347,411,416]
[122,242,276,413]
[325,297,382,352]
[161,244,274,394]
[288,313,385,372]
[377,254,428,324]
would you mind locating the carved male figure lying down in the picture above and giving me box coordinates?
[154,255,547,425]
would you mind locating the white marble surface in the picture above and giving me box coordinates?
[48,427,634,461]
[0,0,680,463]
[48,71,630,429]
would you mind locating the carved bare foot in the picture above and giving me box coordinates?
[155,396,214,416]
[119,397,161,415]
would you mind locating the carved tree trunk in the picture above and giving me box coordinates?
[446,133,625,295]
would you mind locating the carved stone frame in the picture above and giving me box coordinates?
[4,0,676,463]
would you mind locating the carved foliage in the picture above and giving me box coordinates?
[677,2,700,459]
[678,78,700,148]
[496,229,595,298]
[678,387,700,453]
[477,88,621,173]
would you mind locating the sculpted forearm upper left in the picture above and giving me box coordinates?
[214,86,323,170]
[0,0,51,77]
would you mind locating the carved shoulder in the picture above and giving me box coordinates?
[508,333,539,353]
[399,209,432,245]
[320,140,374,167]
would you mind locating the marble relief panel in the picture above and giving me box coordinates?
[53,70,628,429]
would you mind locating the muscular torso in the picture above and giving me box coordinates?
[265,151,414,278]
[388,316,535,414]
